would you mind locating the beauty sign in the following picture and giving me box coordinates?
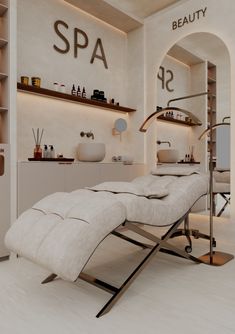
[172,7,207,30]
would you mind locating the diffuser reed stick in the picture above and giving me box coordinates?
[32,128,44,159]
[32,128,44,145]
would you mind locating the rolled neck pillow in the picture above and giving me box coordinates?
[87,181,169,199]
[152,166,200,176]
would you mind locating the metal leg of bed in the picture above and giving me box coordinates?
[217,194,230,217]
[212,193,230,217]
[126,221,202,263]
[41,273,57,284]
[41,213,203,318]
[96,215,202,318]
[168,214,216,252]
[111,230,153,249]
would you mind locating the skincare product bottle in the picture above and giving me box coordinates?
[71,84,76,95]
[60,84,66,93]
[49,145,55,158]
[190,146,195,162]
[77,85,81,97]
[43,144,48,158]
[53,82,59,91]
[82,87,86,98]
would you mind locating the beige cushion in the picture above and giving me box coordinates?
[5,173,208,282]
[213,171,230,183]
[5,191,126,282]
[213,182,230,193]
[152,166,199,176]
[87,181,169,198]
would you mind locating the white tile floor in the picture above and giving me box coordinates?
[0,214,235,334]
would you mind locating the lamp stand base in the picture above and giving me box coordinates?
[199,251,234,266]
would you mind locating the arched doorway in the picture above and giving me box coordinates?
[156,32,231,217]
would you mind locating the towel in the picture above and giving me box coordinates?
[87,181,169,199]
[152,166,200,176]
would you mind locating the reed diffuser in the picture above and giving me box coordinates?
[32,128,44,159]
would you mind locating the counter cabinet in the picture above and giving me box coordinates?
[18,162,146,216]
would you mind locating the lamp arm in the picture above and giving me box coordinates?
[167,91,210,107]
[222,116,230,123]
[139,107,202,132]
[198,122,230,140]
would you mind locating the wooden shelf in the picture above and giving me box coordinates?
[208,77,216,84]
[0,4,7,16]
[17,83,136,114]
[178,161,200,164]
[28,158,74,162]
[0,72,7,80]
[208,108,216,113]
[0,38,7,48]
[158,115,200,127]
[208,94,216,99]
[0,107,7,112]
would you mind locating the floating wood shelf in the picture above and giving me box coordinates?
[208,77,216,84]
[158,115,200,127]
[28,158,74,162]
[177,161,200,164]
[0,38,7,48]
[17,83,136,114]
[0,72,7,80]
[0,4,7,17]
[208,108,216,113]
[0,107,7,112]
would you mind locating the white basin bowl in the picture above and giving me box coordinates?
[77,143,106,162]
[157,149,179,163]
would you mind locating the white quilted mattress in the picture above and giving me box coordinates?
[5,173,208,282]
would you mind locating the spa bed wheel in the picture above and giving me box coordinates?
[185,245,192,253]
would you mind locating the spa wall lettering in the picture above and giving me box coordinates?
[53,20,108,69]
[172,7,207,30]
[157,66,174,92]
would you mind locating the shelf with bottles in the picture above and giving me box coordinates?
[0,1,8,50]
[207,62,217,168]
[208,62,216,78]
[17,83,136,114]
[158,115,199,127]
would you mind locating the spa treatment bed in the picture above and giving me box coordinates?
[5,168,209,317]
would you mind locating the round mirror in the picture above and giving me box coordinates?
[114,118,127,133]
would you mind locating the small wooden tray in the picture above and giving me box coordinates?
[28,158,74,162]
[177,161,200,164]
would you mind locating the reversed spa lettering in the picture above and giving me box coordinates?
[53,20,108,69]
[157,66,174,92]
[172,7,207,30]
